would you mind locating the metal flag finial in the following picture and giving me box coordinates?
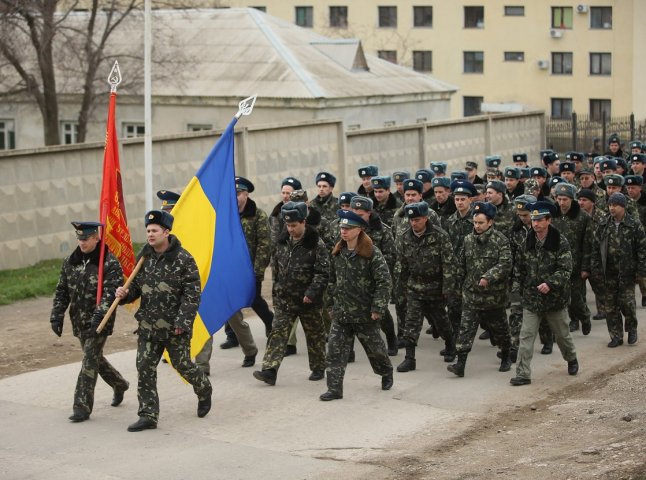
[235,94,257,119]
[108,61,122,93]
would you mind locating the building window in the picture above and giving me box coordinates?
[551,7,573,29]
[590,99,611,121]
[590,52,611,75]
[464,96,483,117]
[504,51,524,62]
[551,98,572,119]
[295,6,313,27]
[378,50,397,63]
[187,124,213,131]
[378,6,397,27]
[0,119,16,150]
[464,6,484,28]
[329,6,348,28]
[590,7,612,29]
[251,6,266,12]
[413,6,433,27]
[60,121,79,145]
[504,6,524,16]
[551,52,573,74]
[413,51,432,71]
[463,51,484,73]
[123,123,145,138]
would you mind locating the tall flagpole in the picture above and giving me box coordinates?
[144,0,153,211]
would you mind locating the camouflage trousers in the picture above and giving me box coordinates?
[325,320,393,396]
[74,336,129,415]
[447,296,463,341]
[136,332,212,423]
[263,305,326,372]
[288,294,332,347]
[456,306,511,355]
[605,284,638,340]
[508,294,523,350]
[588,274,606,315]
[401,292,453,346]
[568,275,591,324]
[393,279,407,336]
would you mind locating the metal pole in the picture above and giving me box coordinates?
[144,0,153,211]
[572,111,577,151]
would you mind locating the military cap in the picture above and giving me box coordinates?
[512,153,528,163]
[415,169,434,183]
[393,171,410,182]
[282,176,302,190]
[486,168,502,177]
[404,202,429,219]
[431,162,447,174]
[450,171,468,181]
[145,210,174,230]
[559,162,576,173]
[629,140,643,150]
[450,180,477,197]
[528,201,557,219]
[281,201,308,222]
[465,161,478,170]
[71,221,102,240]
[520,167,531,179]
[577,167,594,177]
[485,180,506,193]
[474,183,486,194]
[432,177,451,189]
[607,192,627,207]
[569,152,584,162]
[156,190,180,210]
[403,178,423,193]
[315,171,336,187]
[542,151,559,165]
[485,155,502,169]
[337,209,369,228]
[524,178,540,193]
[235,176,255,193]
[577,189,596,202]
[616,157,628,171]
[604,174,625,187]
[338,192,357,206]
[514,194,537,211]
[549,176,565,188]
[625,175,643,186]
[371,175,391,190]
[539,149,555,160]
[289,189,308,202]
[585,152,595,159]
[504,167,521,179]
[350,195,374,211]
[530,167,548,178]
[554,183,577,199]
[358,165,378,177]
[631,153,646,164]
[608,133,621,144]
[593,155,607,165]
[473,201,497,219]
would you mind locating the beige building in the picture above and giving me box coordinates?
[222,0,646,120]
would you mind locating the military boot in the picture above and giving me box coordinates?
[569,320,580,332]
[447,353,467,377]
[386,332,398,356]
[499,350,512,372]
[443,338,456,363]
[396,346,416,372]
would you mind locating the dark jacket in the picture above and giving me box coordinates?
[241,198,272,279]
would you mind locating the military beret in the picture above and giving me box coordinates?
[485,180,506,193]
[350,195,374,211]
[528,201,557,219]
[520,168,531,179]
[281,201,308,222]
[554,183,577,199]
[631,153,646,163]
[338,192,357,206]
[431,162,447,174]
[71,221,102,240]
[608,133,620,144]
[512,153,528,163]
[432,177,451,189]
[607,192,627,207]
[450,171,468,181]
[485,155,502,168]
[145,210,174,230]
[514,194,537,211]
[403,178,423,193]
[315,171,336,187]
[605,174,625,187]
[393,171,410,182]
[337,209,369,228]
[465,161,478,170]
[625,175,643,186]
[549,176,565,188]
[235,176,255,193]
[358,165,378,177]
[450,180,477,197]
[542,151,559,165]
[371,175,391,190]
[472,201,497,219]
[156,190,180,210]
[616,157,627,171]
[559,162,576,173]
[415,169,434,183]
[577,189,596,202]
[531,167,548,178]
[282,176,302,190]
[289,189,308,202]
[629,140,643,150]
[504,167,521,179]
[404,201,429,219]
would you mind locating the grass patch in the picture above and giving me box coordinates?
[0,259,62,305]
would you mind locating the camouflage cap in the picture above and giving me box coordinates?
[404,201,429,219]
[465,161,478,170]
[524,178,540,192]
[289,189,308,202]
[350,195,374,211]
[281,201,308,222]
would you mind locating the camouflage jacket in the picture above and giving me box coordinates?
[310,193,339,224]
[513,226,572,313]
[50,245,122,338]
[392,203,442,242]
[121,235,201,338]
[271,225,329,310]
[241,198,272,279]
[507,182,525,201]
[446,209,474,255]
[269,201,285,246]
[429,197,457,230]
[397,220,456,297]
[491,198,514,237]
[591,213,646,286]
[457,227,512,309]
[374,192,402,229]
[328,232,391,323]
[552,202,593,274]
[630,193,646,228]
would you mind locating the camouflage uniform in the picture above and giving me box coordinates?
[491,198,514,236]
[586,206,608,317]
[326,232,393,396]
[508,219,530,350]
[429,197,457,230]
[121,236,211,423]
[262,226,329,373]
[445,209,474,336]
[310,193,339,224]
[50,246,129,417]
[374,192,402,228]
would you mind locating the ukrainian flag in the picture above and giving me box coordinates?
[171,118,255,358]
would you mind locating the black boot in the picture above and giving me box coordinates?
[386,332,398,356]
[447,353,467,377]
[397,346,416,372]
[499,351,512,372]
[569,320,580,332]
[253,368,277,385]
[510,348,518,363]
[443,338,456,363]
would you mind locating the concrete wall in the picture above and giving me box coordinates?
[0,111,544,270]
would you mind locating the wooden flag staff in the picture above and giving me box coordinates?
[96,256,145,333]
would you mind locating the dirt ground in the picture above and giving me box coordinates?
[1,297,645,479]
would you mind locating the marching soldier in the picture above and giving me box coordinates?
[430,176,456,228]
[357,165,378,199]
[392,171,410,203]
[504,167,524,201]
[485,180,514,235]
[310,172,338,223]
[371,175,402,228]
[269,176,302,244]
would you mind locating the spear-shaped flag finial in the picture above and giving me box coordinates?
[108,60,122,93]
[235,94,257,119]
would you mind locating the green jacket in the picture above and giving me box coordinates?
[446,209,474,255]
[552,202,593,274]
[310,193,339,224]
[374,192,402,229]
[240,198,272,280]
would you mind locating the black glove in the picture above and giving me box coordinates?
[51,321,63,337]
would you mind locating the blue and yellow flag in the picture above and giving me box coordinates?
[171,118,255,358]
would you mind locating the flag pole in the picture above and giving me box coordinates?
[144,0,153,212]
[96,256,145,333]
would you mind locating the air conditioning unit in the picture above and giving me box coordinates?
[550,28,563,38]
[576,4,589,13]
[537,60,550,70]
